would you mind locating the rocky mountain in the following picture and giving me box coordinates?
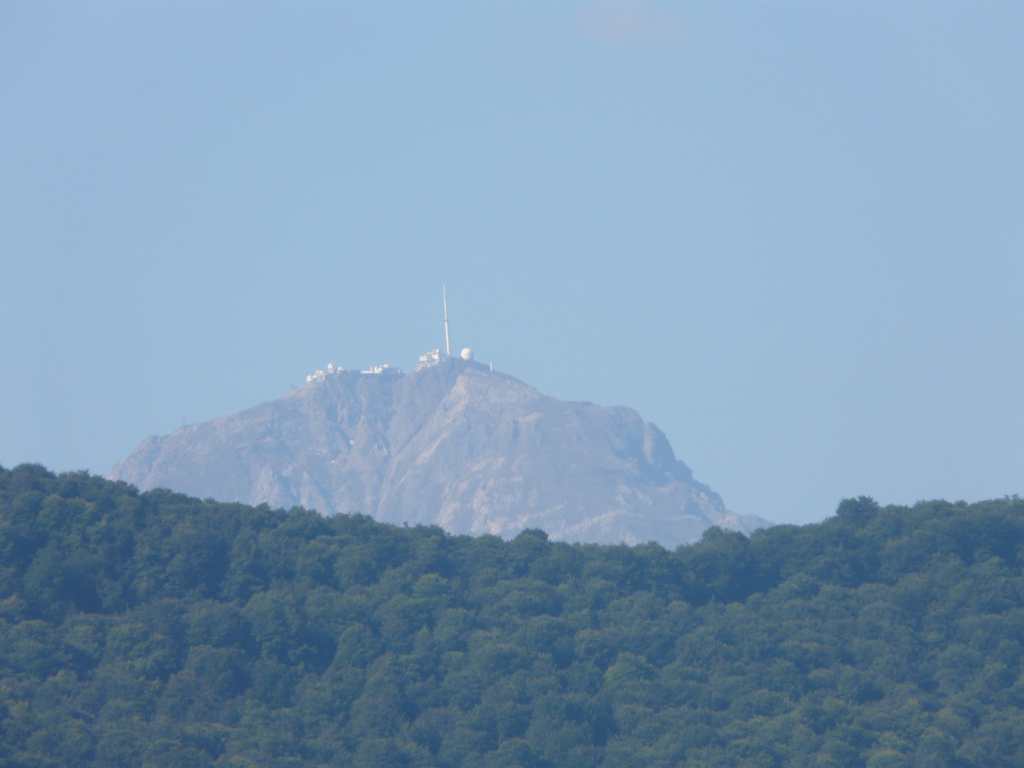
[111,359,767,546]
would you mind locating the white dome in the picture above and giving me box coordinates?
[460,347,474,361]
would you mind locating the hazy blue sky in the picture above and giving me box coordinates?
[2,1,1021,524]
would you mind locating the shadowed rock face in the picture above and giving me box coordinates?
[111,360,768,546]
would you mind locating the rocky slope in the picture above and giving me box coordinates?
[111,359,767,546]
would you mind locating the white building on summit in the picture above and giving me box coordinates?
[415,348,443,371]
[416,285,475,371]
[361,363,399,375]
[306,287,478,383]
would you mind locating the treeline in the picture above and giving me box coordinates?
[1,464,1023,767]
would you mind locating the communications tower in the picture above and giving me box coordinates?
[442,284,452,357]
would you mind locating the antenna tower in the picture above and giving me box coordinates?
[442,285,452,357]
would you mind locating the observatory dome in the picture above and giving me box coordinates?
[460,347,474,361]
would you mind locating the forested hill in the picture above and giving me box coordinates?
[2,465,1023,768]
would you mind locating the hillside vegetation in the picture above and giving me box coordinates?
[1,465,1023,767]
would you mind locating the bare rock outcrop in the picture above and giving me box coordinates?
[111,360,768,547]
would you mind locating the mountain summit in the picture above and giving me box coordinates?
[111,359,766,546]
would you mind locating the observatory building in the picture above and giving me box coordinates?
[416,286,475,371]
[305,286,479,384]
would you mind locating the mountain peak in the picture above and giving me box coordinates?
[111,359,767,546]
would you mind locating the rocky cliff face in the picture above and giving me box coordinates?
[111,360,767,546]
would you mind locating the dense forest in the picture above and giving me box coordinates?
[1,465,1023,767]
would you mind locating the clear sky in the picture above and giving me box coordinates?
[2,1,1021,525]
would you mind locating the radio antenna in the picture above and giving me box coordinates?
[442,284,452,357]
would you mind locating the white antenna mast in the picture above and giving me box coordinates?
[442,284,452,357]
